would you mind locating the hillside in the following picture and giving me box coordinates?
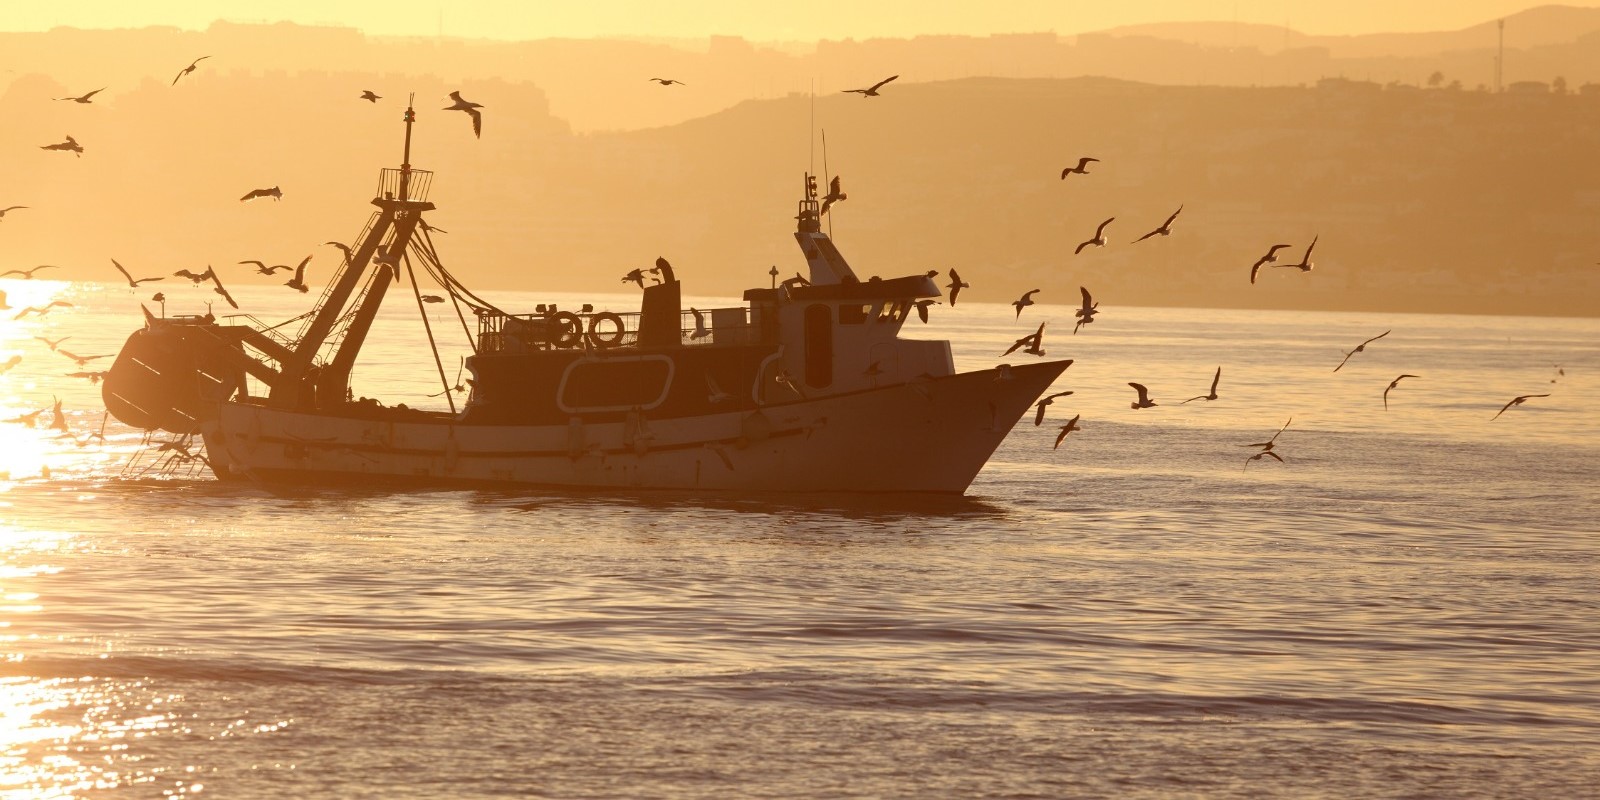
[4,73,1598,317]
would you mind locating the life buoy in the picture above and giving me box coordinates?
[550,311,584,348]
[587,312,626,348]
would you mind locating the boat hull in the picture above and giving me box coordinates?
[201,360,1069,494]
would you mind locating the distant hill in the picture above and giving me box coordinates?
[4,72,1597,318]
[1097,5,1600,57]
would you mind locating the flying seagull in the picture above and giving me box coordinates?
[1276,235,1317,273]
[444,91,483,138]
[1074,217,1114,254]
[1012,288,1040,319]
[1002,322,1047,357]
[1033,390,1075,426]
[2,265,57,279]
[111,258,164,288]
[172,56,211,86]
[240,186,282,203]
[12,301,74,320]
[1383,374,1419,410]
[945,269,969,306]
[324,241,352,262]
[56,349,112,368]
[1242,417,1292,454]
[843,75,898,96]
[1250,244,1292,284]
[1060,157,1098,179]
[284,256,312,293]
[622,268,647,288]
[208,269,239,309]
[1491,393,1549,421]
[911,299,937,324]
[420,294,445,304]
[56,88,105,104]
[1128,382,1158,409]
[1132,206,1183,243]
[239,260,292,275]
[1053,414,1082,449]
[0,206,28,221]
[173,267,214,284]
[650,256,675,284]
[1181,367,1222,404]
[360,90,381,102]
[40,136,83,157]
[1333,329,1391,373]
[1073,286,1098,334]
[34,335,70,351]
[648,78,685,86]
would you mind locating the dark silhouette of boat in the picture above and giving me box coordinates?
[100,103,1069,493]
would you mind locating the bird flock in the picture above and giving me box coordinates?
[1,67,1575,470]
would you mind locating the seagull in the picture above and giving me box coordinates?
[285,257,311,293]
[208,269,239,309]
[112,258,164,287]
[650,256,675,284]
[1181,367,1222,403]
[0,355,20,375]
[1383,374,1419,410]
[1012,288,1040,319]
[1074,217,1114,254]
[1034,390,1075,426]
[56,349,111,367]
[359,90,381,102]
[419,219,448,235]
[946,269,969,306]
[622,268,646,288]
[689,307,711,339]
[1002,322,1047,357]
[1250,244,1292,284]
[820,176,846,215]
[239,260,292,275]
[1242,417,1292,453]
[172,56,211,85]
[1073,286,1098,334]
[239,186,282,203]
[12,300,73,320]
[648,78,685,86]
[1333,329,1391,373]
[1052,415,1082,449]
[1277,236,1317,272]
[1245,449,1286,469]
[420,294,445,303]
[66,370,109,384]
[173,267,214,284]
[56,88,105,104]
[48,397,69,433]
[1128,382,1157,409]
[774,368,803,398]
[40,136,83,157]
[1132,206,1183,243]
[0,205,29,221]
[427,357,468,397]
[34,335,70,351]
[1060,157,1098,179]
[444,91,483,138]
[2,265,57,279]
[3,406,47,428]
[843,75,898,96]
[324,241,352,262]
[1491,393,1550,421]
[911,299,938,323]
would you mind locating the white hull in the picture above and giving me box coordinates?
[201,361,1068,494]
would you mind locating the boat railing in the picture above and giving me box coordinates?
[376,168,433,203]
[476,306,767,353]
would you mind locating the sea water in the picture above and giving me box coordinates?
[2,281,1597,798]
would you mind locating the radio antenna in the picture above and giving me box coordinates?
[821,127,832,239]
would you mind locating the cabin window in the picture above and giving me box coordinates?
[804,304,833,388]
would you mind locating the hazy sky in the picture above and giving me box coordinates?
[3,0,1559,40]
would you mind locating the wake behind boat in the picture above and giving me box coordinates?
[100,104,1069,493]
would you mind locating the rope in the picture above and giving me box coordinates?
[403,251,456,414]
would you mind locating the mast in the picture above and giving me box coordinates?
[269,98,435,409]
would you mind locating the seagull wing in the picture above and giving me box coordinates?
[110,258,133,285]
[467,107,482,138]
[1163,205,1183,227]
[1129,382,1150,404]
[1094,217,1114,237]
[869,74,900,92]
[1209,367,1221,395]
[1362,330,1392,348]
[1079,286,1093,308]
[1034,402,1048,427]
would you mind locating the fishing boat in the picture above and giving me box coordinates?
[100,104,1071,493]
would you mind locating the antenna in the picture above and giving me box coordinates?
[399,93,416,202]
[809,80,815,178]
[821,128,832,239]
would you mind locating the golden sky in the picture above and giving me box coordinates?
[2,0,1561,40]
